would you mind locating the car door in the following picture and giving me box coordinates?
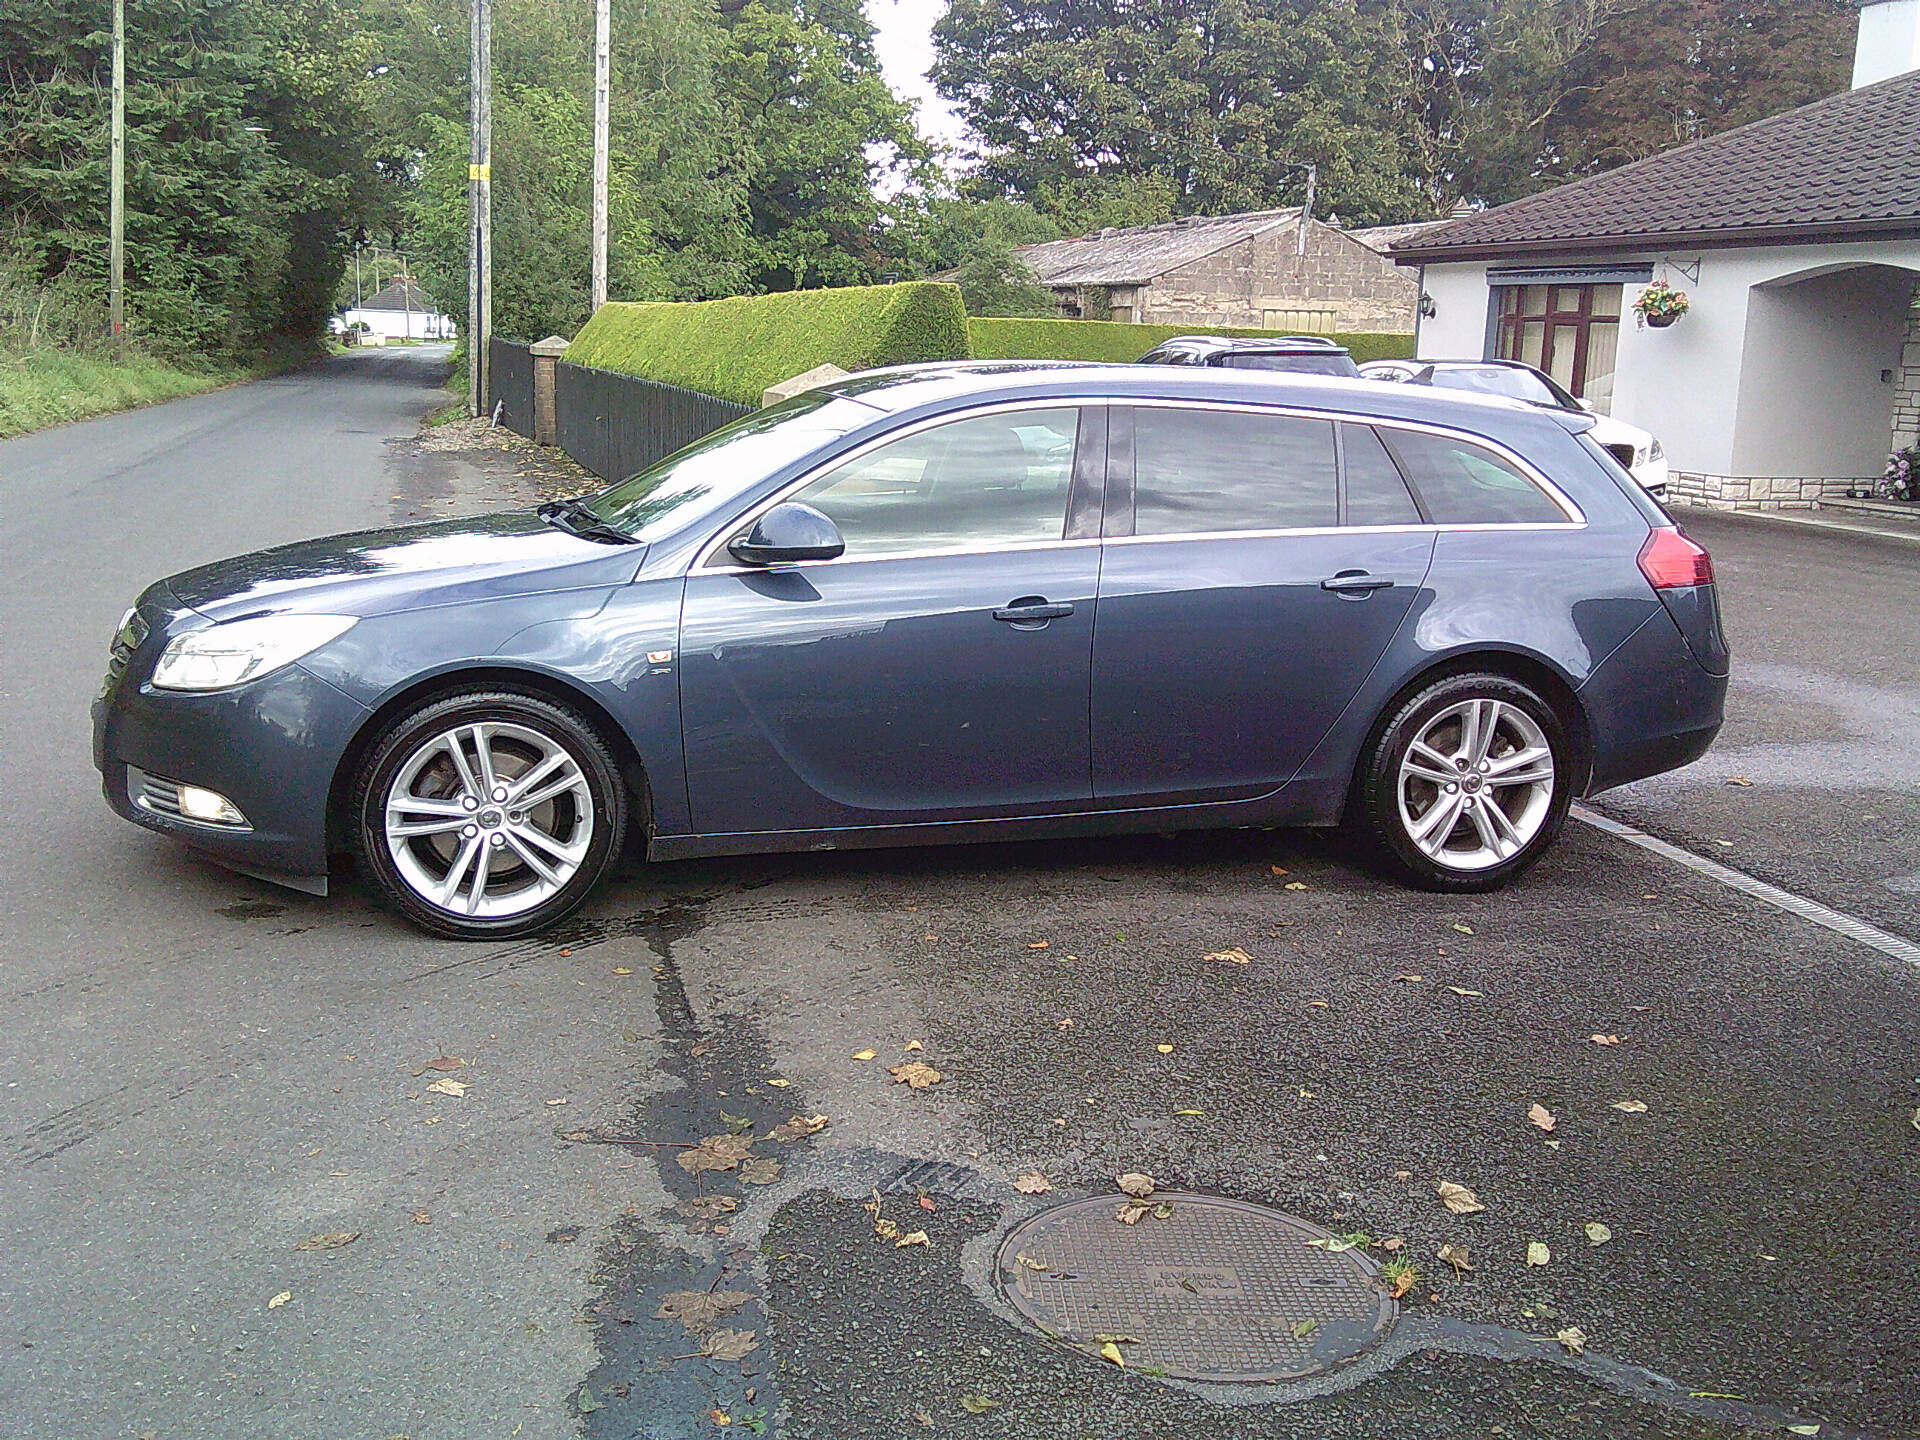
[1091,406,1435,806]
[678,404,1104,836]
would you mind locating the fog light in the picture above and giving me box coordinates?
[179,785,247,826]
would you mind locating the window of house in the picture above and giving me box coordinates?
[1132,408,1339,534]
[1262,307,1338,333]
[774,408,1079,559]
[1493,284,1621,413]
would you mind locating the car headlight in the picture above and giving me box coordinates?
[151,614,357,692]
[1648,437,1664,461]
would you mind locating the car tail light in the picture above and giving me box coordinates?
[1637,526,1714,589]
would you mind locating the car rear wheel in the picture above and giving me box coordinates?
[1354,672,1571,892]
[353,690,628,939]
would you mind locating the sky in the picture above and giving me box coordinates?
[866,0,971,154]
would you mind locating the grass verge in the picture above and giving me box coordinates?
[0,341,321,440]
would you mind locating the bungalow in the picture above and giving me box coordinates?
[338,277,454,342]
[1390,0,1920,510]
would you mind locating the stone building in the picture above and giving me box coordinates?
[1013,209,1424,334]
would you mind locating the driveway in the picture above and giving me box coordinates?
[0,361,1913,1440]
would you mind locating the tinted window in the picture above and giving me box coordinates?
[779,408,1077,558]
[1133,408,1338,534]
[1218,353,1360,378]
[1379,427,1567,525]
[1342,424,1422,526]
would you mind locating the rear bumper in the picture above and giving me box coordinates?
[1579,607,1727,794]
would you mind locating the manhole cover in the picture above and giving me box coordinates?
[996,1194,1397,1383]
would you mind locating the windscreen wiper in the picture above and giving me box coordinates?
[538,498,640,545]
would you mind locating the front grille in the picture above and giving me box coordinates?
[1604,442,1637,471]
[128,767,185,817]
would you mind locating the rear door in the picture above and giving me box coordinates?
[1090,406,1434,806]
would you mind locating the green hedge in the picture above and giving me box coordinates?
[966,316,1416,366]
[563,282,969,405]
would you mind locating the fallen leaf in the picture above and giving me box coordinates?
[1284,881,1308,891]
[1585,1222,1613,1246]
[851,1049,877,1062]
[709,1408,730,1426]
[1115,1201,1152,1224]
[739,1157,781,1185]
[1786,1427,1821,1436]
[1382,1237,1405,1252]
[577,1384,605,1414]
[1726,776,1754,787]
[1610,1099,1648,1113]
[888,1062,943,1089]
[1205,947,1252,965]
[1099,1341,1126,1367]
[766,1078,792,1088]
[1056,1018,1076,1030]
[677,1133,756,1175]
[1095,1333,1142,1344]
[1117,1173,1156,1198]
[1452,923,1474,935]
[770,1114,829,1142]
[545,1098,568,1107]
[1173,1107,1205,1116]
[1437,1242,1473,1273]
[874,1218,900,1242]
[296,1230,359,1252]
[1394,973,1424,983]
[904,1039,924,1053]
[1307,1237,1358,1253]
[1527,1241,1551,1266]
[1435,1180,1486,1215]
[690,1041,712,1057]
[655,1290,753,1333]
[1306,999,1330,1009]
[1528,1103,1557,1133]
[1013,1173,1053,1194]
[700,1328,758,1362]
[1389,1269,1417,1299]
[1557,1326,1587,1355]
[611,967,633,975]
[676,1195,739,1221]
[1152,1201,1174,1219]
[1291,1318,1318,1338]
[1270,866,1289,876]
[959,1396,1002,1415]
[1590,1034,1621,1046]
[425,1078,468,1098]
[918,1195,937,1212]
[1155,1043,1174,1054]
[410,1210,431,1225]
[895,1229,931,1248]
[1027,940,1049,949]
[266,1290,292,1310]
[412,1056,467,1075]
[1014,1251,1049,1271]
[1447,986,1483,997]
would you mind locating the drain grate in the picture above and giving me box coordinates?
[996,1194,1396,1383]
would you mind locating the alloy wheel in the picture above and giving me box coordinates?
[1395,698,1556,873]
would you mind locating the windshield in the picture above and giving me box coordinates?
[1220,353,1360,378]
[582,391,879,539]
[1427,364,1577,409]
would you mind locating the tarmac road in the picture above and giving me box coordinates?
[0,354,1914,1440]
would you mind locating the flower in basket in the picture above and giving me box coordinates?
[1632,281,1691,325]
[1879,445,1920,502]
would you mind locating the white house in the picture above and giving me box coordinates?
[1391,0,1920,510]
[339,277,454,341]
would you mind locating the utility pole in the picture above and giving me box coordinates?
[590,0,610,312]
[1297,162,1317,257]
[353,241,362,309]
[109,0,125,353]
[468,0,493,416]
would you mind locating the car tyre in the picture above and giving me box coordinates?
[352,690,628,939]
[1352,672,1571,893]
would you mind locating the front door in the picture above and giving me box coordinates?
[1093,408,1435,805]
[679,405,1102,836]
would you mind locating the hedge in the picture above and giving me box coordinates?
[966,316,1417,366]
[563,282,970,406]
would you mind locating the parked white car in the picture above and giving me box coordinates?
[1360,359,1668,500]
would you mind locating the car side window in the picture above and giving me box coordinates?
[1377,426,1568,525]
[772,408,1079,559]
[1342,424,1423,526]
[1132,407,1338,535]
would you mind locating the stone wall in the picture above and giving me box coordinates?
[1895,280,1920,453]
[1132,221,1418,333]
[1668,472,1869,510]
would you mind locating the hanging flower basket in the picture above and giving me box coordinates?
[1634,281,1690,328]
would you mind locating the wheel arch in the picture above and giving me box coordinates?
[325,664,653,859]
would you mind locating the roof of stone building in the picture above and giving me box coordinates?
[1391,68,1920,262]
[353,277,438,312]
[1014,209,1306,286]
[1346,219,1456,254]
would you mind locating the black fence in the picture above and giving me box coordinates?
[553,361,754,483]
[488,337,535,437]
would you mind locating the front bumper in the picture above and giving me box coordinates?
[93,589,370,885]
[1631,454,1670,498]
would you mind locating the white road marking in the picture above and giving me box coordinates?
[1573,804,1920,971]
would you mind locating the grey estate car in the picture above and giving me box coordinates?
[94,362,1727,939]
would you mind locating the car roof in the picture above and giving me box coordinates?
[818,360,1597,439]
[1151,334,1349,354]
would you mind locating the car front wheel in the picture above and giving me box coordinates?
[353,690,628,939]
[1354,673,1571,892]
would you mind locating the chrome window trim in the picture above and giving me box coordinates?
[691,394,1583,574]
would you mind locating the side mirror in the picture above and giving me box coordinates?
[728,502,846,566]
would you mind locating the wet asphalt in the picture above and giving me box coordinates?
[0,353,1915,1440]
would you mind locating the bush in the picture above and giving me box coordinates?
[564,282,970,405]
[966,316,1417,366]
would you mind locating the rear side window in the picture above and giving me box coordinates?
[1341,424,1423,526]
[1132,407,1338,534]
[1378,426,1568,525]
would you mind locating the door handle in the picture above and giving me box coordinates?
[993,598,1074,626]
[1320,571,1394,595]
